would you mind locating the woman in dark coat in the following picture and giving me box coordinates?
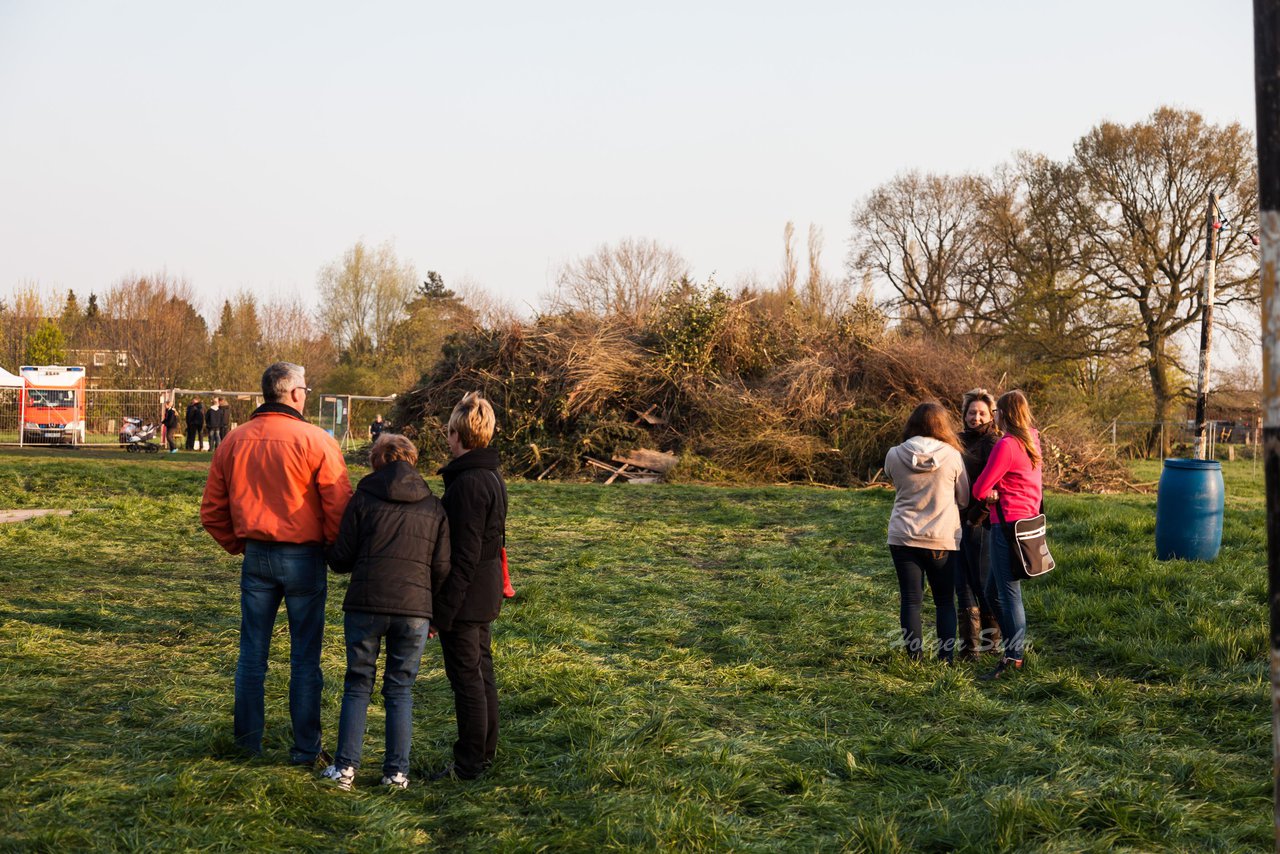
[432,392,507,781]
[956,388,1001,658]
[161,402,179,452]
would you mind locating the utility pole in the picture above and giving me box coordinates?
[1194,193,1221,460]
[1254,2,1280,850]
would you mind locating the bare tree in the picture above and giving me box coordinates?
[1070,107,1258,451]
[260,295,338,387]
[318,240,416,360]
[551,237,689,321]
[0,282,57,369]
[848,171,986,336]
[975,155,1137,388]
[780,221,798,301]
[101,272,209,387]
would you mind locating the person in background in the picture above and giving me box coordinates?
[956,388,1002,659]
[884,401,969,665]
[320,433,451,791]
[185,397,205,451]
[369,414,385,443]
[972,389,1044,680]
[432,392,507,781]
[206,397,228,451]
[162,400,179,453]
[200,362,353,764]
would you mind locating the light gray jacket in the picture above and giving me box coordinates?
[885,436,969,550]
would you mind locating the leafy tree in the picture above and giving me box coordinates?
[384,271,475,390]
[318,240,416,363]
[24,319,66,365]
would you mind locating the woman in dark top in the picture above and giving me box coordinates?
[956,388,1001,658]
[432,392,508,781]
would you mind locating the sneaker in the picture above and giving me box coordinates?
[979,658,1023,681]
[381,772,410,789]
[320,764,355,791]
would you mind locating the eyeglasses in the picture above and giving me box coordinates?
[292,386,312,394]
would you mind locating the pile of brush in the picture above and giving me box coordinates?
[393,287,1130,491]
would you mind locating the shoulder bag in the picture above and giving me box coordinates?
[993,499,1055,580]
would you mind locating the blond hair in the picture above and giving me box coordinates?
[996,389,1041,468]
[448,392,496,450]
[369,433,418,469]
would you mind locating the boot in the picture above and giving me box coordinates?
[958,607,981,661]
[980,611,1002,655]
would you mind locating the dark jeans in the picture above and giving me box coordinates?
[209,428,224,450]
[334,612,431,776]
[986,524,1028,660]
[955,525,994,615]
[438,621,498,777]
[234,541,327,761]
[164,428,176,451]
[186,427,203,450]
[889,545,957,662]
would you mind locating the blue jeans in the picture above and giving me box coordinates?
[986,524,1027,660]
[334,612,431,776]
[234,541,327,761]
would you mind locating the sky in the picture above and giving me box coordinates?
[0,1,1260,320]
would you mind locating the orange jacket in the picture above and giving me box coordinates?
[201,405,354,555]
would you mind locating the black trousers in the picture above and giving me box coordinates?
[185,426,204,450]
[438,621,498,777]
[889,545,957,662]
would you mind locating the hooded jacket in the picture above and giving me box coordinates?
[326,460,451,618]
[884,436,969,550]
[434,447,507,631]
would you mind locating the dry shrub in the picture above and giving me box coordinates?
[393,289,1133,491]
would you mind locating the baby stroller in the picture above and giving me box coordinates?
[119,416,162,453]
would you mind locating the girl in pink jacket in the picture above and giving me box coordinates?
[971,390,1043,679]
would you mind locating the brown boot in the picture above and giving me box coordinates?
[980,611,1002,655]
[958,607,981,661]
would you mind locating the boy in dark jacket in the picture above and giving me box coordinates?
[432,392,507,781]
[320,434,451,790]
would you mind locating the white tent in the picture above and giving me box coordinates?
[0,367,21,388]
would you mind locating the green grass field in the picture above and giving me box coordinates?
[0,449,1268,852]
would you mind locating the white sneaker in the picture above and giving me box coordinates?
[381,772,410,789]
[320,764,355,791]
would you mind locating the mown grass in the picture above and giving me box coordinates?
[0,448,1268,852]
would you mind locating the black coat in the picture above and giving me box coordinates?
[185,402,205,429]
[162,407,178,430]
[960,423,1000,526]
[435,447,507,631]
[205,407,228,432]
[326,460,452,619]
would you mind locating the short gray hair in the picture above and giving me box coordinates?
[262,362,305,402]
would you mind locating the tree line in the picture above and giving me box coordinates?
[0,106,1257,461]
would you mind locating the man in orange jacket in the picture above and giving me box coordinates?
[201,362,353,764]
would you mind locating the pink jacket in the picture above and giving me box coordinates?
[972,431,1043,522]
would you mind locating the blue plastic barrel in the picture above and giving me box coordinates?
[1155,458,1225,561]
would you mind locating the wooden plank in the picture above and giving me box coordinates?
[604,463,630,485]
[613,448,677,473]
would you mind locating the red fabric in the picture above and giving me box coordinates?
[201,412,353,554]
[972,431,1043,521]
[501,548,515,598]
